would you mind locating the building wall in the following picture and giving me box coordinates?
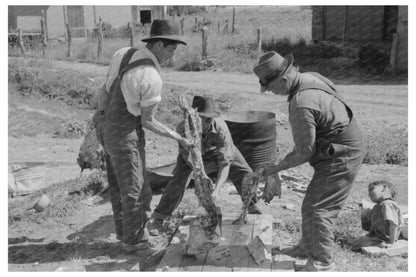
[395,6,408,71]
[312,6,385,42]
[45,5,164,38]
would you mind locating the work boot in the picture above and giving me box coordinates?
[121,228,151,253]
[248,203,262,214]
[278,243,308,258]
[148,218,164,236]
[122,241,151,253]
[296,259,335,272]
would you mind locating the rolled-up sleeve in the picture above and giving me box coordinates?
[279,107,317,170]
[215,121,235,167]
[121,67,162,116]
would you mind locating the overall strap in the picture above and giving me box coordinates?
[299,72,344,102]
[119,58,155,78]
[298,72,353,119]
[118,47,139,75]
[104,48,155,121]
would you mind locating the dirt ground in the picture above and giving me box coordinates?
[8,59,408,271]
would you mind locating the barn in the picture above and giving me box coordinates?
[311,6,408,71]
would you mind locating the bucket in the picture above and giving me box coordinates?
[223,111,277,170]
[32,194,51,212]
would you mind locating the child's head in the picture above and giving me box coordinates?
[368,180,396,203]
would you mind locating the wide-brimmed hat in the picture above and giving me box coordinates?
[192,96,220,118]
[253,51,294,92]
[141,19,187,45]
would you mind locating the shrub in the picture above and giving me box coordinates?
[8,62,99,109]
[262,37,343,61]
[358,43,390,74]
[169,6,208,16]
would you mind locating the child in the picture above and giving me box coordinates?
[355,180,403,250]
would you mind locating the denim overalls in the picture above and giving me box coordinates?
[95,48,155,245]
[293,73,364,265]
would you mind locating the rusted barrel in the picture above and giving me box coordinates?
[223,111,277,170]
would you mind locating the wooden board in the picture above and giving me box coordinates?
[247,214,273,271]
[272,253,296,272]
[156,225,189,272]
[229,215,255,271]
[201,218,235,271]
[361,239,408,257]
[156,214,274,272]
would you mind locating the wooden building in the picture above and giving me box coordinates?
[312,6,408,71]
[8,5,167,38]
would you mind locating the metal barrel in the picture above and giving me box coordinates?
[223,111,277,170]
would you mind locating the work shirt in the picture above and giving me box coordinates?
[177,117,236,167]
[369,198,403,241]
[278,73,351,170]
[105,46,162,116]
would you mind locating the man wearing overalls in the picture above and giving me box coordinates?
[253,52,364,271]
[94,20,192,253]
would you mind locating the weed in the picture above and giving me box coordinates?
[363,125,408,165]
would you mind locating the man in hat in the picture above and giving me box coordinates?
[147,95,261,236]
[253,52,364,271]
[95,19,192,253]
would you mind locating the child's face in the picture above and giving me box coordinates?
[368,185,386,203]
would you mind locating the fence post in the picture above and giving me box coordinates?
[18,29,25,55]
[232,7,236,33]
[223,19,229,33]
[43,9,48,41]
[388,33,398,73]
[40,11,48,57]
[97,17,103,59]
[257,28,262,57]
[66,24,72,57]
[202,27,208,58]
[130,6,137,46]
[128,22,134,47]
[342,6,349,47]
[93,5,97,25]
[63,6,68,42]
[180,17,185,35]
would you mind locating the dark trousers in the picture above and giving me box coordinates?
[101,121,152,245]
[153,148,253,219]
[301,118,364,264]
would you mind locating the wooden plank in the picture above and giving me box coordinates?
[229,214,255,271]
[155,225,189,272]
[202,218,235,271]
[247,214,273,271]
[272,253,296,272]
[362,239,408,257]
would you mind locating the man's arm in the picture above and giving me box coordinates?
[141,103,191,148]
[264,107,317,175]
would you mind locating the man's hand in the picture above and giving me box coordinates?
[256,163,276,177]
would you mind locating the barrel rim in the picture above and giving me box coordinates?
[222,111,275,123]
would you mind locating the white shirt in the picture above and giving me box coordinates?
[105,46,162,116]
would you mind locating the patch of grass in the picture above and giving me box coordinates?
[8,59,101,109]
[363,125,408,165]
[8,170,106,226]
